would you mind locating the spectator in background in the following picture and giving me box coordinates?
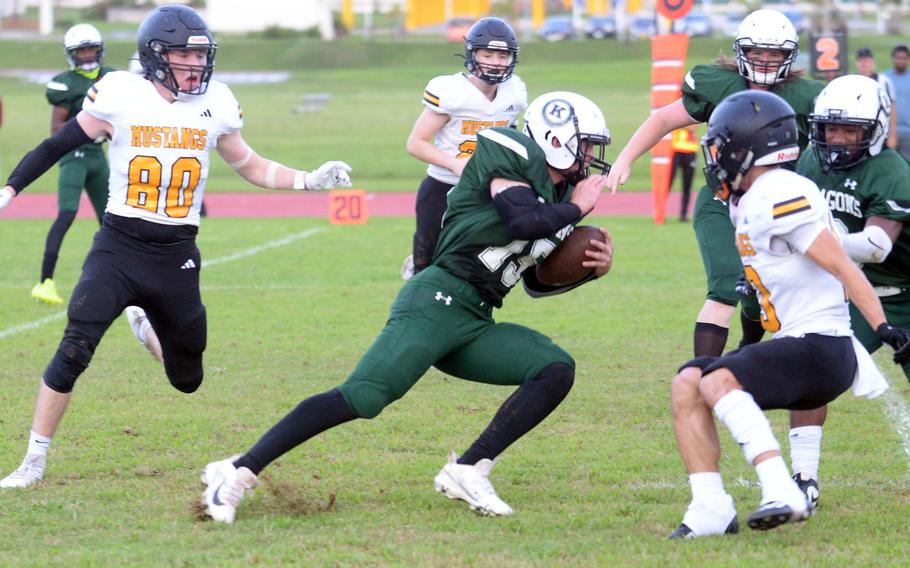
[856,48,898,149]
[669,125,697,222]
[884,45,910,162]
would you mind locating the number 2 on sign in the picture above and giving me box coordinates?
[329,189,368,224]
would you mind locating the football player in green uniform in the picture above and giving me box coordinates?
[199,91,614,523]
[606,9,824,358]
[30,24,114,305]
[787,75,910,508]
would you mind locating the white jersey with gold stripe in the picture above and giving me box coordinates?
[731,168,852,339]
[83,71,243,226]
[421,72,527,185]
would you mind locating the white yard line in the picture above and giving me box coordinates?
[878,364,910,470]
[0,228,324,341]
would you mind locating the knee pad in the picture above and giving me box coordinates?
[162,308,207,394]
[43,329,99,393]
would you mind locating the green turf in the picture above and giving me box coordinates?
[0,217,909,566]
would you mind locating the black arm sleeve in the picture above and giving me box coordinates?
[6,117,93,194]
[493,185,582,240]
[521,266,598,298]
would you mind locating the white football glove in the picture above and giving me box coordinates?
[0,187,15,211]
[297,161,352,191]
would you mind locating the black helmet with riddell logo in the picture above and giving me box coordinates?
[464,17,519,85]
[137,5,217,96]
[701,90,799,200]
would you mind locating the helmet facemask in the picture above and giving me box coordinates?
[66,44,103,72]
[702,131,753,201]
[734,41,798,86]
[465,44,517,84]
[562,128,612,185]
[810,117,879,172]
[148,41,217,96]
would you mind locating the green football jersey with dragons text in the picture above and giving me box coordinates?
[797,148,910,288]
[682,65,824,188]
[433,127,575,308]
[45,66,114,157]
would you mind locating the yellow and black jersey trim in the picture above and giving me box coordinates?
[423,90,440,107]
[772,196,811,219]
[86,86,99,102]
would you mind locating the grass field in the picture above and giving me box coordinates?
[2,28,910,567]
[1,216,909,566]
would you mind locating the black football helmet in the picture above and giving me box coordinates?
[463,17,519,85]
[702,90,799,200]
[137,5,217,96]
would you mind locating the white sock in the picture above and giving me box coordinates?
[689,471,726,503]
[27,430,52,458]
[712,389,779,463]
[789,426,822,480]
[755,455,801,507]
[684,473,735,535]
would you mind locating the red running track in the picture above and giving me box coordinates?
[2,191,688,219]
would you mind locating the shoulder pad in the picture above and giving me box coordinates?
[423,73,466,114]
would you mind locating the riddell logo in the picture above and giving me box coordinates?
[777,149,799,161]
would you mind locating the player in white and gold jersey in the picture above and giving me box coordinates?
[667,90,910,539]
[402,17,527,279]
[0,5,352,490]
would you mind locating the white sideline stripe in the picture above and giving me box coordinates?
[0,312,67,340]
[0,228,324,341]
[201,228,323,268]
[879,364,910,470]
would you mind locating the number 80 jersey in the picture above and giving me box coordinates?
[83,71,243,226]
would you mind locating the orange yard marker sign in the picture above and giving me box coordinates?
[329,189,368,224]
[650,33,689,224]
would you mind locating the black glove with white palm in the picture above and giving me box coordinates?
[876,323,910,365]
[294,161,352,191]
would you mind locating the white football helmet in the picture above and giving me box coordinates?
[809,74,890,171]
[522,91,611,183]
[64,24,104,72]
[734,9,798,86]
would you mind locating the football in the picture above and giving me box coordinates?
[536,225,608,287]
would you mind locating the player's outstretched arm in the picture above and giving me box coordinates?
[0,110,111,211]
[217,131,351,192]
[806,228,888,329]
[605,99,697,195]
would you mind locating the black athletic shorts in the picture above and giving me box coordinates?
[681,334,856,411]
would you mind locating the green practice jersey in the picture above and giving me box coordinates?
[796,148,910,288]
[45,66,114,155]
[433,127,575,308]
[682,65,824,186]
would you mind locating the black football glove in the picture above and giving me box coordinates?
[876,323,910,365]
[735,275,756,297]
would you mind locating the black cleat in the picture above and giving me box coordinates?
[793,473,819,511]
[747,501,809,531]
[668,517,739,540]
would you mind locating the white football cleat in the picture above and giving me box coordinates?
[434,452,513,516]
[400,255,415,281]
[201,455,258,524]
[0,454,46,489]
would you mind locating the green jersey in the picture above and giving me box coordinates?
[796,148,910,288]
[433,127,575,308]
[45,66,114,156]
[681,65,824,186]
